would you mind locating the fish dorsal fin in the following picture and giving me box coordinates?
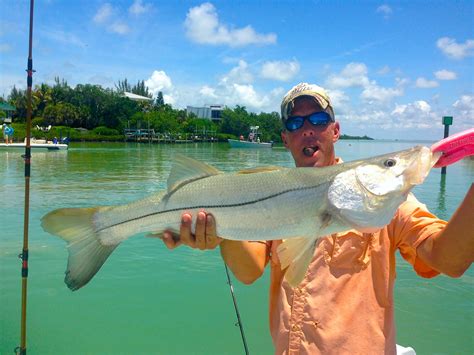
[237,166,286,174]
[167,155,221,193]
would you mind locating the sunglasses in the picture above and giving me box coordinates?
[285,111,333,132]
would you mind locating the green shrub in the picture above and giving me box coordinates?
[92,126,120,136]
[32,117,46,127]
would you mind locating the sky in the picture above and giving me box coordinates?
[0,0,473,140]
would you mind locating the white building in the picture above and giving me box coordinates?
[186,105,224,121]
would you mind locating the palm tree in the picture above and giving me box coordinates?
[33,83,52,116]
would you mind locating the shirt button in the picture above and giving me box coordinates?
[291,324,299,331]
[313,321,320,328]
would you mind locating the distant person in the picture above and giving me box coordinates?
[248,132,254,142]
[160,82,473,354]
[239,134,244,141]
[4,124,14,144]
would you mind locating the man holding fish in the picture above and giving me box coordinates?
[159,83,474,354]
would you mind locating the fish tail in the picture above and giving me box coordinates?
[41,207,118,291]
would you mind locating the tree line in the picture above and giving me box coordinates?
[0,78,283,143]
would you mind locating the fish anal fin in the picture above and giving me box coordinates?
[277,237,318,287]
[167,155,221,193]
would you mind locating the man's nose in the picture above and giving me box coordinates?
[301,120,316,136]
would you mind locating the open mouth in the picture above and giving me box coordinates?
[303,146,319,157]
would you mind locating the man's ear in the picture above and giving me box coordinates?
[332,121,340,143]
[281,131,289,148]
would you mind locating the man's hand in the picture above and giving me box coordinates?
[160,211,222,250]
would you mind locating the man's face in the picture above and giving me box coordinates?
[281,97,340,167]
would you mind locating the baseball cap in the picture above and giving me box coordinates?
[280,83,335,122]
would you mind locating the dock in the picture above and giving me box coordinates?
[123,128,216,144]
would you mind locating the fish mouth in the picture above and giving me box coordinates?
[402,146,436,188]
[303,145,319,157]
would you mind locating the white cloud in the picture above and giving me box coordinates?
[109,21,130,35]
[232,84,267,108]
[376,5,393,17]
[395,77,409,87]
[326,62,404,106]
[177,81,282,113]
[199,85,218,99]
[389,101,437,129]
[452,94,474,123]
[93,3,130,35]
[129,0,150,15]
[163,94,175,106]
[415,77,439,88]
[434,69,457,80]
[42,30,86,48]
[325,89,350,116]
[377,65,391,75]
[436,37,474,60]
[260,60,300,81]
[184,3,276,47]
[326,62,370,88]
[361,83,403,104]
[94,3,113,24]
[220,60,253,85]
[145,70,173,97]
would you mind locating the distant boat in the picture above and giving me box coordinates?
[228,126,272,149]
[228,139,272,148]
[0,138,68,151]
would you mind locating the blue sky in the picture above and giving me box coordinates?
[0,0,473,140]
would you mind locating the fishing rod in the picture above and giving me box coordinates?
[16,1,35,354]
[224,263,250,355]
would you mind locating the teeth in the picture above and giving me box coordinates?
[303,147,316,157]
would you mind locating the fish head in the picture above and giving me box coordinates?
[355,145,438,196]
[328,146,439,232]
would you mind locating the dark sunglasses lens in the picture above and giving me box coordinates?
[308,112,331,125]
[285,117,304,131]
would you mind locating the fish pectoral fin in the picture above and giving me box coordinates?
[145,229,180,242]
[237,166,286,174]
[167,154,221,193]
[277,237,318,287]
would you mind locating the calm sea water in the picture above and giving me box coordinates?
[1,141,473,355]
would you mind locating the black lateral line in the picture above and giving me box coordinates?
[97,184,320,232]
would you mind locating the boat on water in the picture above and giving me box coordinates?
[0,138,68,151]
[228,126,272,148]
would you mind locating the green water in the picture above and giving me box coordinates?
[1,141,473,355]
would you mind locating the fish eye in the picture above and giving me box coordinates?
[383,159,396,167]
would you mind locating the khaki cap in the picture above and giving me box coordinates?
[280,82,335,122]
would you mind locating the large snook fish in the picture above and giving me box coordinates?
[42,146,439,290]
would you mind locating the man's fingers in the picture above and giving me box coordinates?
[195,211,207,250]
[205,214,222,249]
[180,213,195,247]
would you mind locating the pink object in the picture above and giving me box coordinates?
[431,128,474,168]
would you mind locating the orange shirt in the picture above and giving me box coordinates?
[265,195,446,355]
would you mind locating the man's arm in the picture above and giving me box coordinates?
[158,211,268,284]
[417,183,474,277]
[220,240,267,284]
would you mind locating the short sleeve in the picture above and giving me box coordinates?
[390,194,447,278]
